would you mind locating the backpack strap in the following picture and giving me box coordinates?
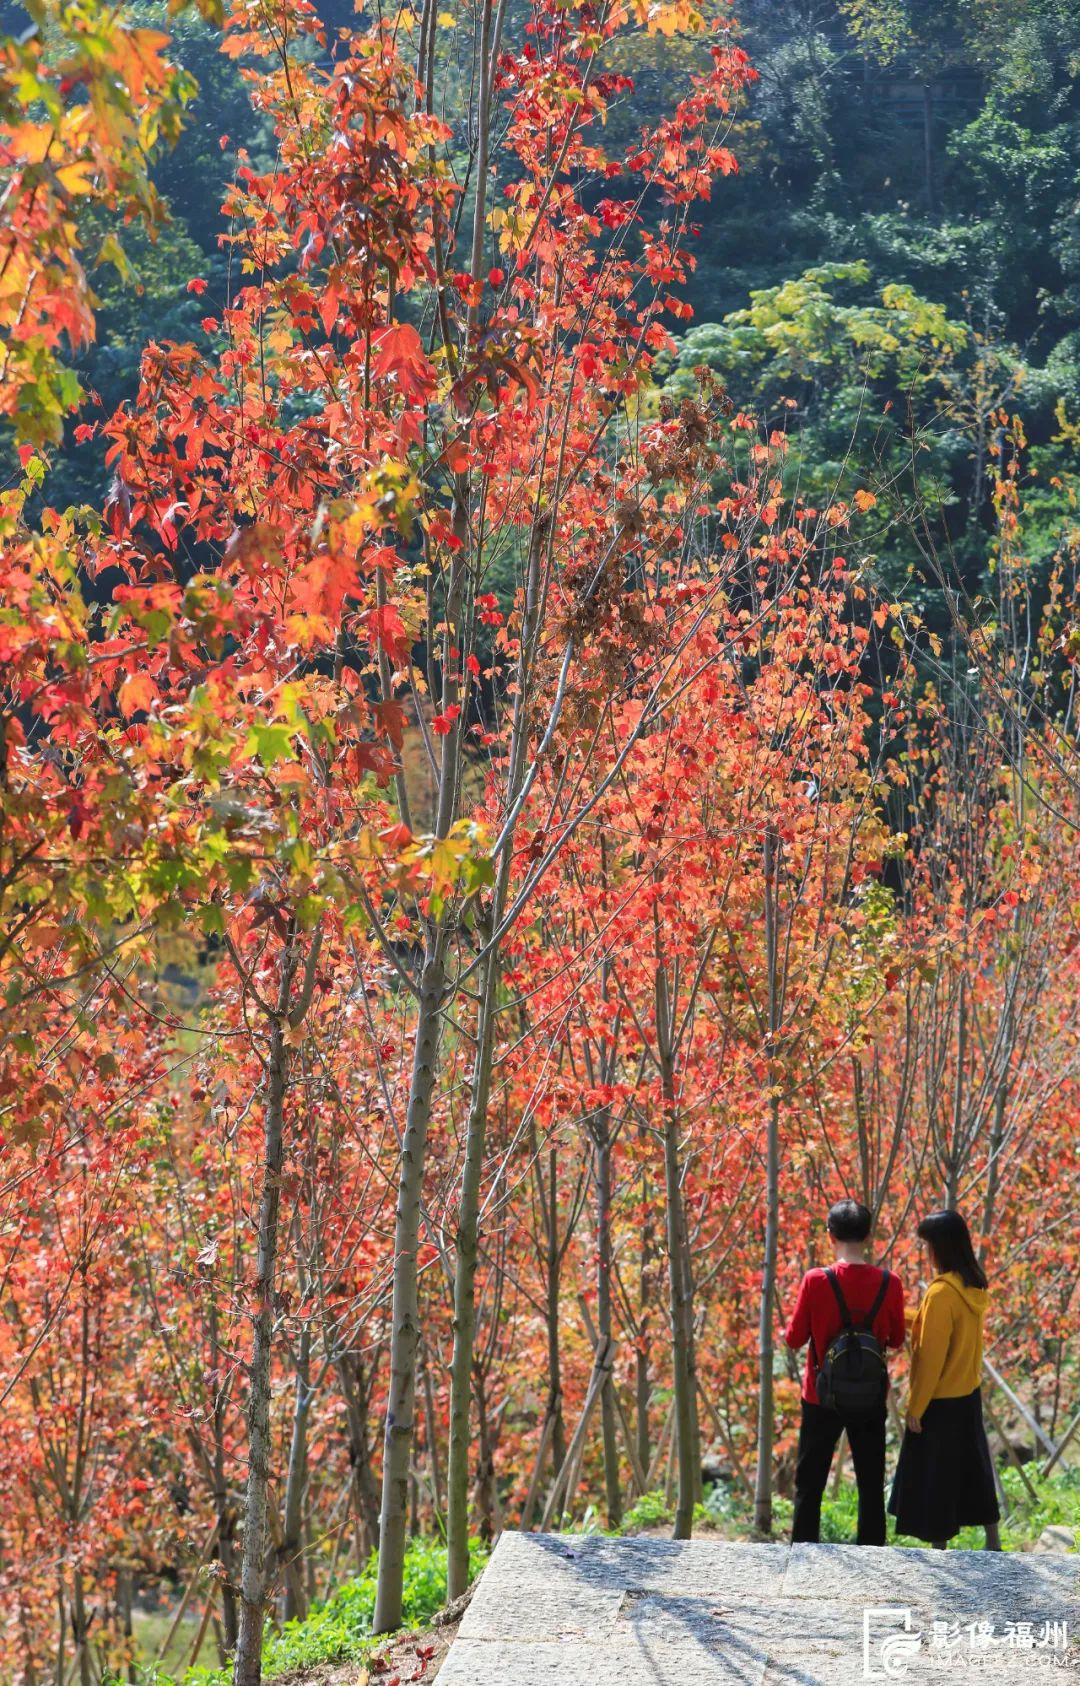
[824,1267,854,1330]
[825,1266,891,1334]
[861,1268,891,1333]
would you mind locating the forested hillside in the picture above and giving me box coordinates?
[1,0,1079,1682]
[43,0,1080,613]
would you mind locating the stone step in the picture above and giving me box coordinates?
[440,1532,1079,1684]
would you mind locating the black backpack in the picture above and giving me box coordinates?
[813,1267,891,1417]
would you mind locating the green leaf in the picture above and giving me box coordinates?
[225,855,255,893]
[247,722,295,767]
[199,902,225,936]
[461,855,495,895]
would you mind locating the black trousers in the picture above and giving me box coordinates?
[791,1398,887,1546]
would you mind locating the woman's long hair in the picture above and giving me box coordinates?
[917,1209,988,1289]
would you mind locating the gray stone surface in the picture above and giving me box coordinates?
[782,1540,1079,1617]
[443,1533,1080,1683]
[760,1659,1076,1686]
[440,1639,770,1685]
[459,1532,790,1644]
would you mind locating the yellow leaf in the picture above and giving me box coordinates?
[56,161,96,197]
[96,232,131,279]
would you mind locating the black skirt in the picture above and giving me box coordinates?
[888,1387,1001,1542]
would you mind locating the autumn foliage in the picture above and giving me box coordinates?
[2,0,1080,1680]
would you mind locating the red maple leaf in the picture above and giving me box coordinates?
[431,704,461,736]
[371,324,435,400]
[365,603,409,664]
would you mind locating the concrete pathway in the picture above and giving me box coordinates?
[440,1533,1079,1684]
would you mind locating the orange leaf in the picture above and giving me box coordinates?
[118,671,159,718]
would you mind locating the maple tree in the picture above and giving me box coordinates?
[4,0,1080,1679]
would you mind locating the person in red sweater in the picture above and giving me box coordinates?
[784,1199,906,1546]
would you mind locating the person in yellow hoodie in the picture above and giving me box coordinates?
[888,1209,1002,1549]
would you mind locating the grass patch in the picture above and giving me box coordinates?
[801,1461,1080,1550]
[130,1536,488,1685]
[612,1460,1080,1552]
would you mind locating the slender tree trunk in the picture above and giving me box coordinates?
[445,449,545,1590]
[980,942,1017,1258]
[472,1364,500,1544]
[754,1090,780,1533]
[421,1346,444,1517]
[519,1120,570,1534]
[211,1299,239,1657]
[338,1357,381,1565]
[546,1149,568,1480]
[594,1128,622,1529]
[946,977,967,1209]
[118,1570,135,1684]
[304,1511,317,1608]
[972,410,988,524]
[374,934,448,1633]
[217,1501,240,1658]
[55,1574,65,1686]
[655,963,696,1539]
[685,1272,703,1504]
[636,1157,653,1477]
[71,1568,91,1686]
[635,1343,651,1481]
[754,825,780,1534]
[280,1324,311,1622]
[922,81,935,213]
[446,934,501,1599]
[234,967,294,1686]
[980,1077,1007,1255]
[853,1054,871,1208]
[661,1128,695,1539]
[20,1606,38,1686]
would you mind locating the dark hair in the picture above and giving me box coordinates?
[827,1199,872,1242]
[917,1209,988,1289]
